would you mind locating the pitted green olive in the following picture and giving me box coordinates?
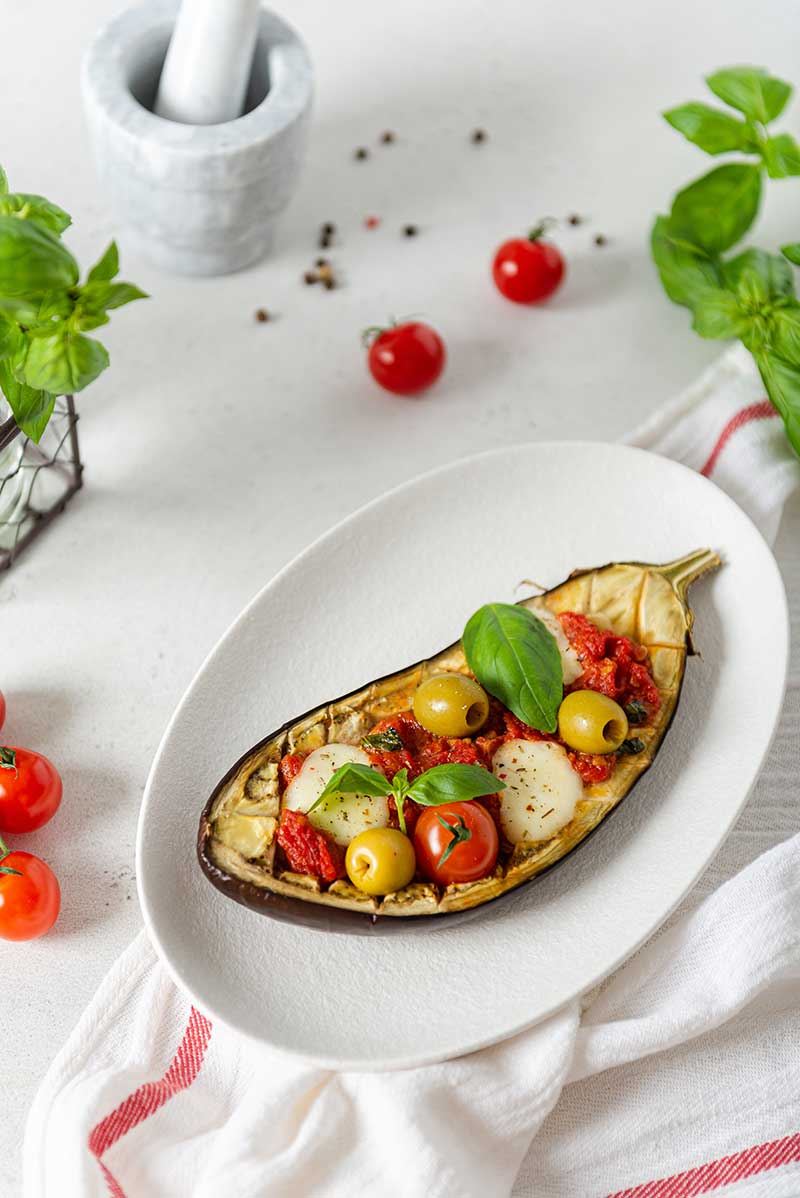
[558,690,628,755]
[412,674,490,737]
[345,828,416,895]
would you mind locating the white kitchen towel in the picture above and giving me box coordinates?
[24,344,800,1198]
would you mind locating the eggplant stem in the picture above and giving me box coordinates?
[655,548,722,599]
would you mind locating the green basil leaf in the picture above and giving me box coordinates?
[99,281,148,310]
[670,163,762,255]
[0,359,55,443]
[87,241,119,284]
[770,306,800,363]
[23,329,109,395]
[753,353,800,457]
[75,310,110,333]
[0,318,23,360]
[0,166,7,196]
[307,762,392,813]
[407,763,504,807]
[0,216,78,297]
[762,132,800,179]
[721,248,795,298]
[0,297,39,323]
[0,193,71,236]
[663,103,755,155]
[781,243,800,267]
[706,66,791,123]
[463,602,563,732]
[650,216,721,309]
[690,288,750,340]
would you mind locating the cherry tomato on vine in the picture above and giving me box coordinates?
[0,839,60,941]
[365,321,446,396]
[413,800,498,886]
[0,747,62,834]
[492,223,565,304]
[0,691,5,732]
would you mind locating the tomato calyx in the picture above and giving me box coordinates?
[527,218,556,243]
[0,833,22,877]
[0,747,18,775]
[361,322,399,348]
[435,813,472,868]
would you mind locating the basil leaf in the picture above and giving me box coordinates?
[0,359,55,443]
[754,353,800,457]
[650,216,721,309]
[0,193,71,236]
[87,240,119,283]
[771,307,800,363]
[706,66,791,123]
[91,281,148,311]
[362,728,403,752]
[670,164,762,255]
[0,166,7,195]
[0,297,39,323]
[0,216,78,297]
[762,133,800,179]
[691,288,750,340]
[407,763,504,807]
[22,329,109,395]
[0,318,23,361]
[663,103,755,155]
[463,602,562,732]
[721,248,795,298]
[781,243,800,267]
[307,762,392,814]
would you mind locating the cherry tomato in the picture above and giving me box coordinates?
[0,843,60,941]
[413,800,498,886]
[366,321,446,396]
[0,691,5,732]
[0,747,62,834]
[492,226,565,304]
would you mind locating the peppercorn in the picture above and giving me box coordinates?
[316,257,329,268]
[594,233,608,247]
[567,214,582,226]
[322,222,335,236]
[354,147,369,160]
[254,308,269,323]
[403,224,418,237]
[471,128,487,143]
[380,131,395,144]
[303,270,317,285]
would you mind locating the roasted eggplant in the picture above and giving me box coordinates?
[198,549,720,932]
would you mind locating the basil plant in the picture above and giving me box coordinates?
[0,164,146,441]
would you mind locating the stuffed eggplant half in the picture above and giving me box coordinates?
[198,549,720,933]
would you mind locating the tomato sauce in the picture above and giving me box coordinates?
[275,809,345,882]
[558,612,661,713]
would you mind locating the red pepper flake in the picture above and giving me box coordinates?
[365,215,381,229]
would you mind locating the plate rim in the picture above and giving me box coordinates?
[136,440,790,1069]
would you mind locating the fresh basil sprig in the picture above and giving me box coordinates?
[0,164,146,441]
[308,760,503,835]
[652,66,800,458]
[462,603,562,733]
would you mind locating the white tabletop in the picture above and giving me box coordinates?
[3,0,800,1190]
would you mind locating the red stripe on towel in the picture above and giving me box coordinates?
[699,400,777,477]
[606,1130,800,1197]
[87,1005,212,1197]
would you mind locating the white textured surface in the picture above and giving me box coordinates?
[138,443,788,1066]
[2,0,800,1188]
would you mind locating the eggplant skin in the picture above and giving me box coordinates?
[197,550,720,934]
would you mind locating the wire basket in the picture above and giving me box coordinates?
[0,396,83,571]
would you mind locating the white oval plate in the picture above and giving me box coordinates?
[137,443,788,1070]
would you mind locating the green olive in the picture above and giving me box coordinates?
[558,690,628,755]
[412,673,490,738]
[345,828,416,896]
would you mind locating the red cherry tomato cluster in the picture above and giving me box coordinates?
[0,690,62,941]
[364,221,565,396]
